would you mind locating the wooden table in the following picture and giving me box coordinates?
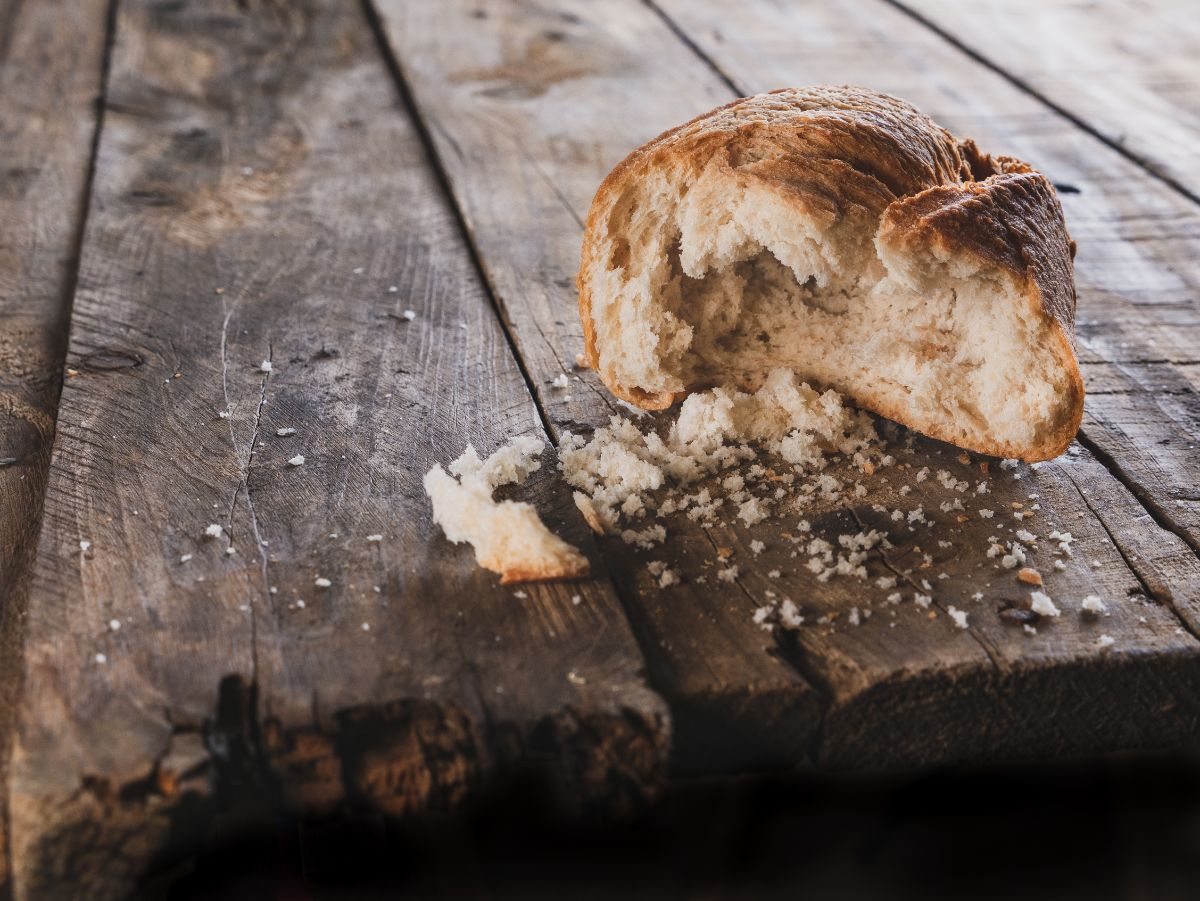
[1,1,1197,897]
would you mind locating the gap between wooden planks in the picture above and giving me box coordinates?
[6,1,667,897]
[0,0,113,896]
[373,0,1200,773]
[893,0,1200,206]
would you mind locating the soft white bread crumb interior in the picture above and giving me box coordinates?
[585,156,1079,460]
[560,368,877,541]
[424,436,589,584]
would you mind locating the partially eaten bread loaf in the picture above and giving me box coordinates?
[578,86,1083,461]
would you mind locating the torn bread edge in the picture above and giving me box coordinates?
[424,435,590,584]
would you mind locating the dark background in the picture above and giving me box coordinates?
[161,752,1200,900]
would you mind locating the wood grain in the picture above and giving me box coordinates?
[373,0,823,773]
[373,0,1200,774]
[0,0,112,893]
[896,0,1200,202]
[7,1,665,897]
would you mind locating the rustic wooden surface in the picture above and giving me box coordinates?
[1,0,1198,896]
[6,1,665,898]
[897,0,1200,203]
[375,0,1200,768]
[0,0,113,894]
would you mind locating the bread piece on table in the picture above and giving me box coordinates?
[578,86,1083,461]
[424,436,589,583]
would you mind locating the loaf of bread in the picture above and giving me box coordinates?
[578,86,1083,461]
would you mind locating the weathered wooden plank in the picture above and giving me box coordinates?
[0,0,112,892]
[650,0,1200,545]
[8,1,666,897]
[373,0,1200,771]
[649,0,1200,738]
[372,0,824,773]
[896,0,1200,202]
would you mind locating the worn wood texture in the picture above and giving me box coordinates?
[373,0,823,773]
[0,0,112,893]
[373,0,1200,775]
[7,1,666,897]
[897,0,1200,202]
[652,0,1200,556]
[651,0,1200,734]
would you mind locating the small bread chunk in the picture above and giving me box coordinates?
[424,436,589,584]
[579,86,1083,461]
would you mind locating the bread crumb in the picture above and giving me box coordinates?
[204,524,223,539]
[1029,591,1060,618]
[424,436,589,583]
[315,577,332,588]
[780,599,803,628]
[1081,595,1107,615]
[750,539,766,555]
[366,534,383,542]
[1017,567,1043,586]
[180,554,193,563]
[717,566,739,583]
[259,360,272,373]
[558,369,876,535]
[277,427,296,436]
[402,309,416,321]
[288,455,305,466]
[948,606,968,629]
[95,653,107,664]
[551,373,570,389]
[1097,634,1115,649]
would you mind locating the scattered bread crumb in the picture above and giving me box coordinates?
[424,436,589,583]
[1029,591,1060,618]
[1017,567,1043,586]
[1081,595,1107,615]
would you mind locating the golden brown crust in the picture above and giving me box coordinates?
[497,557,589,585]
[578,86,1083,461]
